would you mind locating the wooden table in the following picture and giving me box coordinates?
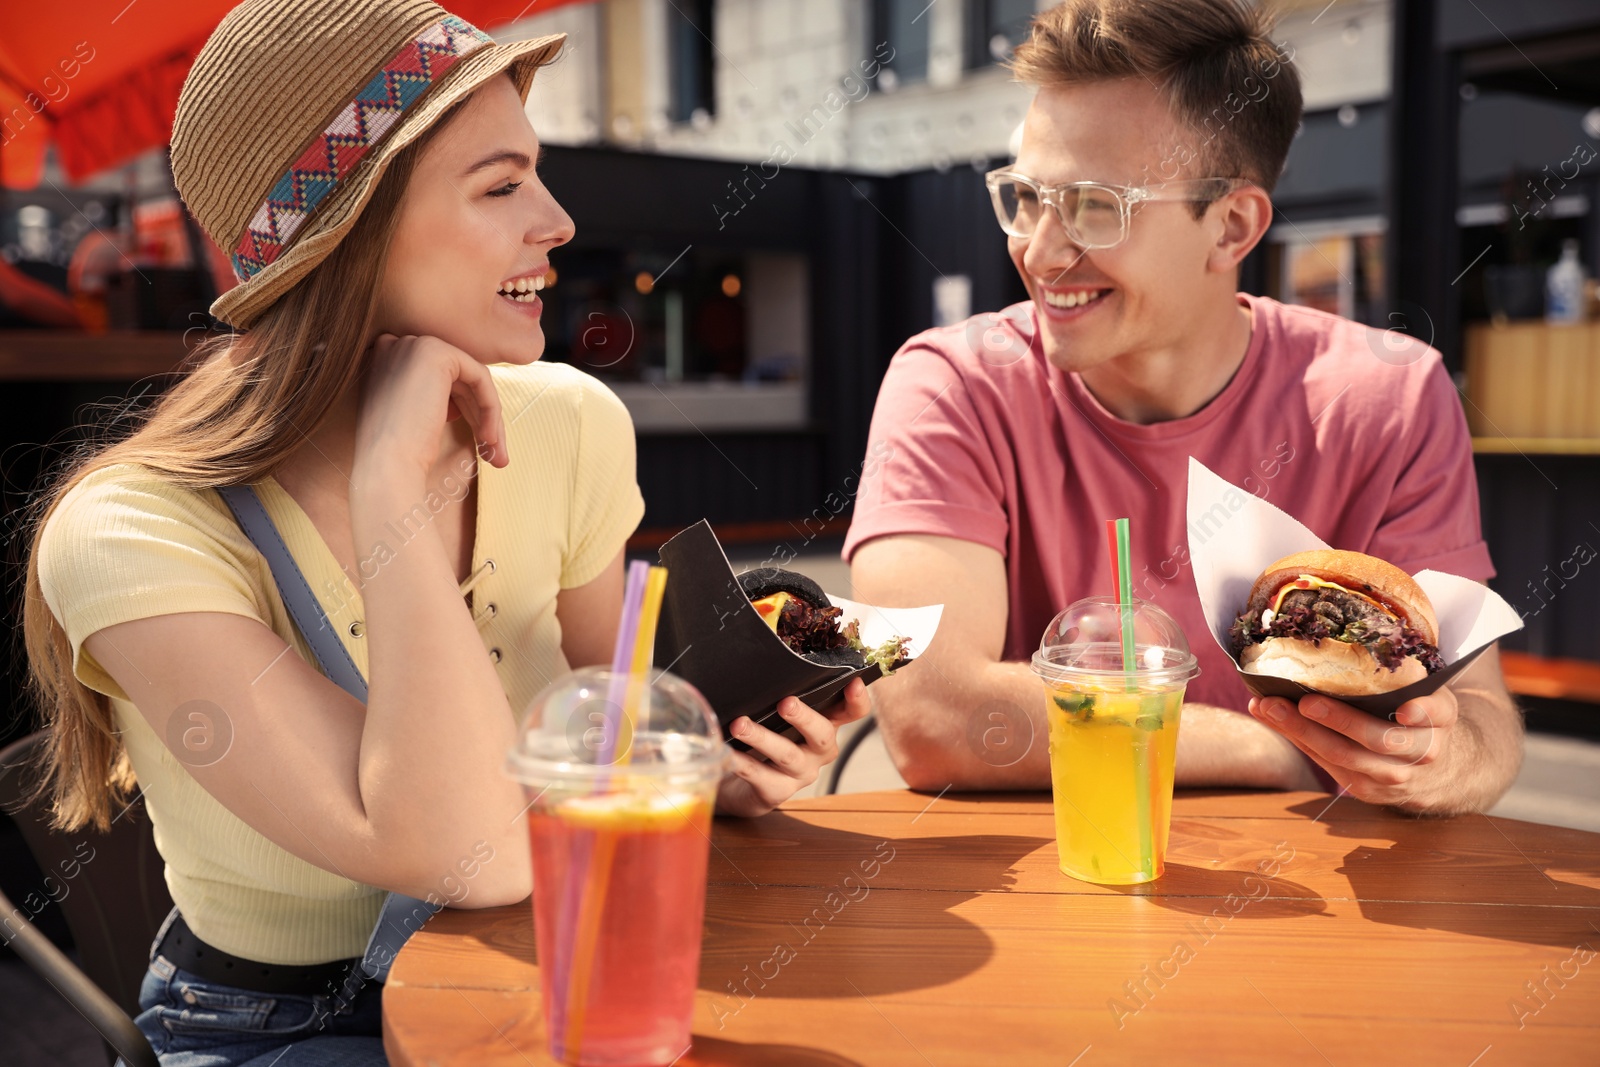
[385,790,1600,1066]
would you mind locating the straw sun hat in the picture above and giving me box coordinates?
[171,0,565,329]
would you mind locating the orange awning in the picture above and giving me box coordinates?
[0,0,594,189]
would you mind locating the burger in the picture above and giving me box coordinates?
[1229,549,1446,697]
[739,568,912,674]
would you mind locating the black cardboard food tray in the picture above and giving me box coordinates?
[653,520,885,748]
[1233,642,1493,720]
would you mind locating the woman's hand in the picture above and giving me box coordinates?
[354,333,509,485]
[714,678,872,818]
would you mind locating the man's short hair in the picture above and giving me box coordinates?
[1010,0,1303,194]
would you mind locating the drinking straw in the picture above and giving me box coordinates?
[550,560,649,1059]
[1112,518,1155,880]
[559,834,619,1059]
[561,565,670,1060]
[1105,519,1121,598]
[616,566,670,768]
[597,560,652,765]
[1114,518,1136,676]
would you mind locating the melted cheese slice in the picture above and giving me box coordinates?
[751,592,792,632]
[1269,574,1392,618]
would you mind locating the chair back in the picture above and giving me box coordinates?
[0,730,172,1018]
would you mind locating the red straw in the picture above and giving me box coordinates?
[1105,519,1121,594]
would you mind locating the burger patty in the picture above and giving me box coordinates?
[1231,588,1445,674]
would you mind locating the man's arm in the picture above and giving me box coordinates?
[851,532,1321,792]
[1249,643,1523,815]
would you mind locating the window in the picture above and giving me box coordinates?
[871,0,932,89]
[967,0,1038,68]
[1264,218,1387,327]
[667,0,715,124]
[538,249,810,432]
[539,248,810,387]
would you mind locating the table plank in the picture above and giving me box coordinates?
[391,890,1600,1017]
[782,788,1398,821]
[387,894,1598,1066]
[386,982,1598,1067]
[709,805,1600,908]
[386,791,1600,1066]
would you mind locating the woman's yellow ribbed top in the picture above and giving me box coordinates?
[38,362,644,964]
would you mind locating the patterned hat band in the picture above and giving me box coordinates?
[230,14,491,283]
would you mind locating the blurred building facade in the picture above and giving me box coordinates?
[2,0,1596,657]
[486,0,1600,665]
[478,0,1420,541]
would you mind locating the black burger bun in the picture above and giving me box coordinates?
[738,567,830,608]
[806,646,868,670]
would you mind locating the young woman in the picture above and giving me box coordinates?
[24,3,867,1064]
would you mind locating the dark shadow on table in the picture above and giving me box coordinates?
[700,811,1050,999]
[681,1036,865,1066]
[1106,862,1329,920]
[1287,796,1600,948]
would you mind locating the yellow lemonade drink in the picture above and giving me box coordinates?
[1030,595,1200,886]
[1045,685,1184,884]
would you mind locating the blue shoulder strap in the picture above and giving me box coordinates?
[215,484,439,982]
[215,485,369,702]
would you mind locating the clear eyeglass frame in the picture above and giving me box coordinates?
[984,169,1250,249]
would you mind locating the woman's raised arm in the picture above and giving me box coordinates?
[87,333,533,906]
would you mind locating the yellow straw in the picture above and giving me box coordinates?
[618,566,669,767]
[563,566,668,1057]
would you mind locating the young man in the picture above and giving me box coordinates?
[845,0,1521,814]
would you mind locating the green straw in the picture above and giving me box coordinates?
[1114,518,1155,880]
[1115,519,1135,675]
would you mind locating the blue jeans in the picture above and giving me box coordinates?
[124,914,387,1066]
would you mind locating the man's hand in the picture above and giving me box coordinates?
[1246,644,1523,814]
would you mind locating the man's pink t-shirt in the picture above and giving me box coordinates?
[842,293,1494,713]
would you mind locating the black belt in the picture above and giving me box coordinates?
[155,913,371,997]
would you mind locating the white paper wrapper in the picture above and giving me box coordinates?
[1186,458,1522,717]
[827,596,943,662]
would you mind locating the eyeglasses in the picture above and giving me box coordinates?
[984,169,1249,248]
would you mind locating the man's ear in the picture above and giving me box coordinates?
[1207,184,1274,274]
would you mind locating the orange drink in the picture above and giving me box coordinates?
[528,790,711,1065]
[508,668,727,1066]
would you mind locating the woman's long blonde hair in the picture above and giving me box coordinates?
[22,113,457,832]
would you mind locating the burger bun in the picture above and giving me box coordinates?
[1241,637,1429,697]
[1246,549,1438,646]
[739,568,829,608]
